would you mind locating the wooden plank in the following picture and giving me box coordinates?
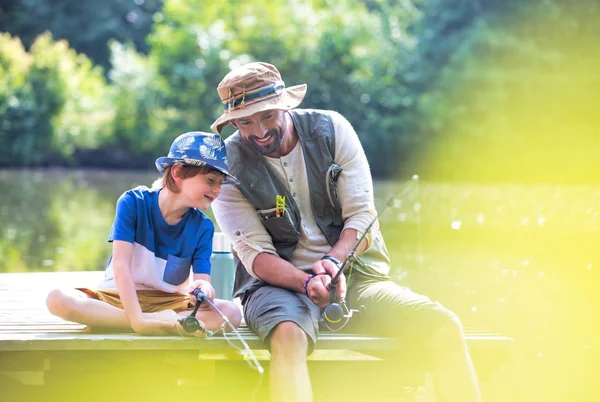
[0,271,514,356]
[0,332,399,352]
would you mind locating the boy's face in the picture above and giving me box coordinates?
[179,169,225,210]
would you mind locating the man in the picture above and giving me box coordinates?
[211,62,481,402]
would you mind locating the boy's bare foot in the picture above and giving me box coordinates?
[174,319,209,338]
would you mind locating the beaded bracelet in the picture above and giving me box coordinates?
[303,274,317,296]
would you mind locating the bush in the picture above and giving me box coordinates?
[0,32,114,166]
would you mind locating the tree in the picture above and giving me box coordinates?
[0,0,162,73]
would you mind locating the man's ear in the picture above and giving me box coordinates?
[230,119,239,129]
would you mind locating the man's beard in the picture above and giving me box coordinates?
[246,128,284,155]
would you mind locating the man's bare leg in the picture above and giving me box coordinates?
[431,317,482,402]
[269,321,312,402]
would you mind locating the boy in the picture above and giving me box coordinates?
[46,132,242,336]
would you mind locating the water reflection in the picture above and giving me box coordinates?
[0,169,163,272]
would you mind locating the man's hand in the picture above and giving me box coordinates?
[186,279,215,302]
[305,274,333,307]
[312,258,347,300]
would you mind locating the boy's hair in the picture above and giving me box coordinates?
[152,164,222,192]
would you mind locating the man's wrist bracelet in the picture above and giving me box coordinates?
[321,254,342,268]
[304,274,317,296]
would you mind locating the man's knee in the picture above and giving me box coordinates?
[429,306,467,349]
[269,321,310,357]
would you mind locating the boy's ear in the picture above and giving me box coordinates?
[170,164,182,181]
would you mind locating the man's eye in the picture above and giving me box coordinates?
[207,178,214,183]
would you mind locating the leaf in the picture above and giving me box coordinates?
[199,145,217,160]
[203,135,223,150]
[175,136,195,154]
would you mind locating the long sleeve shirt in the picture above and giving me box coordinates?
[212,111,377,277]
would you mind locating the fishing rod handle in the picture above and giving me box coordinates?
[193,288,207,302]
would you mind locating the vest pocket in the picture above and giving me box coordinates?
[257,207,300,245]
[163,255,192,286]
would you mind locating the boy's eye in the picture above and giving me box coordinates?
[207,176,224,185]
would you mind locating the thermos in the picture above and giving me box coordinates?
[210,232,235,300]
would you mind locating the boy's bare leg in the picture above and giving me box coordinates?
[46,288,177,331]
[182,299,242,332]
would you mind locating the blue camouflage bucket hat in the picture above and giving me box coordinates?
[155,131,238,184]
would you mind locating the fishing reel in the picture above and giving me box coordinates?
[320,298,363,331]
[320,297,363,331]
[319,256,363,331]
[320,267,364,332]
[178,288,209,334]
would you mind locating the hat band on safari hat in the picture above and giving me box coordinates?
[211,62,307,133]
[222,81,285,113]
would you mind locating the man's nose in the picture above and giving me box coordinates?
[255,123,269,138]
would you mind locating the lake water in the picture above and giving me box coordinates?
[0,168,598,401]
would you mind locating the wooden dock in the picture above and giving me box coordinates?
[0,271,514,402]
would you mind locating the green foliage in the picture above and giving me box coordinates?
[0,32,114,165]
[141,0,414,175]
[1,0,599,182]
[108,41,171,163]
[408,0,600,182]
[0,33,58,165]
[30,34,115,157]
[0,0,162,72]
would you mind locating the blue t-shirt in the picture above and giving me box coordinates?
[98,186,214,292]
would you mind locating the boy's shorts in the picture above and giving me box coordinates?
[77,288,194,313]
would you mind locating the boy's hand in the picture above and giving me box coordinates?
[186,279,215,302]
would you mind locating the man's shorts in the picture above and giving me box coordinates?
[243,272,459,355]
[243,286,321,353]
[77,288,194,313]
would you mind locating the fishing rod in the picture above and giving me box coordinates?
[178,289,264,375]
[321,176,419,330]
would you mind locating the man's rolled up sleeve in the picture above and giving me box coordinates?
[212,184,277,278]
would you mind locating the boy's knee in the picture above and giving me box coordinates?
[221,302,242,328]
[46,289,70,318]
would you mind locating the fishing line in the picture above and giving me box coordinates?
[322,175,419,331]
[179,289,264,400]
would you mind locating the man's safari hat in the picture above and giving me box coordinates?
[210,62,307,133]
[155,131,239,184]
